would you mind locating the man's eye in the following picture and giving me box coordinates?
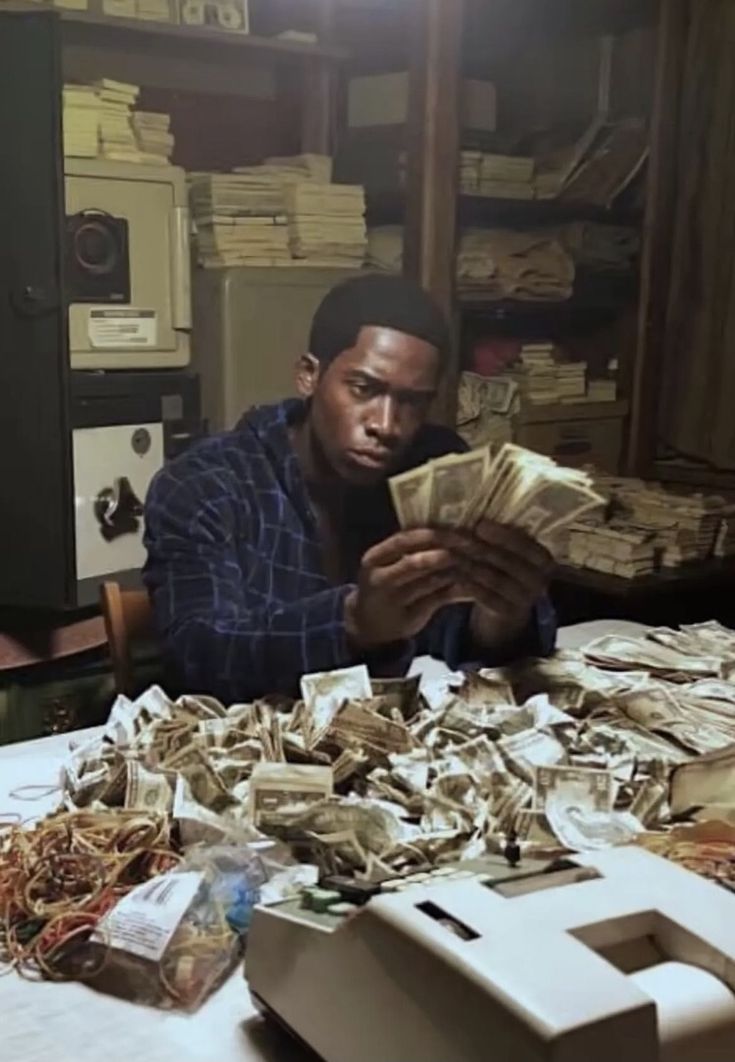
[349,380,373,397]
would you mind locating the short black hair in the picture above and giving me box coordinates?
[308,274,450,370]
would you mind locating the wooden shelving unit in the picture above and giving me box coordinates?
[52,4,348,61]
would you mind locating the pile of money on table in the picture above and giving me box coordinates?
[389,441,604,551]
[61,621,735,892]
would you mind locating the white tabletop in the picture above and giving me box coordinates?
[0,730,313,1062]
[0,620,648,1062]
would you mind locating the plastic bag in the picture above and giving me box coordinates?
[90,840,311,1010]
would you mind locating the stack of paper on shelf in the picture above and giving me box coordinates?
[457,228,574,301]
[131,111,175,165]
[285,182,366,267]
[460,150,535,199]
[189,172,290,267]
[556,361,587,402]
[567,522,657,578]
[62,84,99,158]
[262,154,333,184]
[563,474,735,577]
[552,221,640,273]
[96,79,140,162]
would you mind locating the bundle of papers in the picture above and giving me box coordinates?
[457,228,575,302]
[131,110,175,164]
[566,523,657,578]
[285,182,366,268]
[59,620,735,883]
[189,158,365,268]
[96,79,140,161]
[552,221,640,273]
[456,372,518,449]
[509,343,586,406]
[460,150,535,199]
[587,378,617,402]
[62,81,176,165]
[389,441,603,553]
[563,473,735,577]
[534,115,648,207]
[189,172,290,267]
[262,153,333,184]
[62,84,99,158]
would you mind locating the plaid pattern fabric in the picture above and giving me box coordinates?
[144,399,556,701]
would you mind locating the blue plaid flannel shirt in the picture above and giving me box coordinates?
[144,399,556,702]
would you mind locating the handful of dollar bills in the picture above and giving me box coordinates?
[389,442,604,550]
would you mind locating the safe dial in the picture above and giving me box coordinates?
[94,476,143,542]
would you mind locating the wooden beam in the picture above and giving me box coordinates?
[626,0,688,475]
[403,0,463,424]
[300,0,338,156]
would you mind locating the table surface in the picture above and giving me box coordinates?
[0,620,647,1062]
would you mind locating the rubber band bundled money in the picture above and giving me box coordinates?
[0,809,180,980]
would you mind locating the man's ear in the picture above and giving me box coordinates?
[295,353,320,398]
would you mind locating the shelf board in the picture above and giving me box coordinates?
[7,3,349,62]
[459,271,638,324]
[366,189,641,229]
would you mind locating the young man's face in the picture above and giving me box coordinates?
[299,325,441,485]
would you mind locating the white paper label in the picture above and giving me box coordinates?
[92,870,203,962]
[88,308,158,349]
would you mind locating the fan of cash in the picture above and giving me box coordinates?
[389,442,604,550]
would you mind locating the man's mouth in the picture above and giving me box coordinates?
[347,449,393,470]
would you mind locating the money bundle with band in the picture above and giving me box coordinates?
[389,441,604,552]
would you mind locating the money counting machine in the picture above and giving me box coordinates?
[246,846,735,1062]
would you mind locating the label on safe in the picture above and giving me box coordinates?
[88,308,158,349]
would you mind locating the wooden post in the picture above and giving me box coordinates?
[300,0,337,155]
[626,0,687,475]
[403,0,463,424]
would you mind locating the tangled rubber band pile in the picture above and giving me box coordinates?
[0,809,180,980]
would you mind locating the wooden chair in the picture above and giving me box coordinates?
[99,581,154,697]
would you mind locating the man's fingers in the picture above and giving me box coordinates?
[460,547,548,600]
[367,548,457,590]
[404,583,470,626]
[402,570,457,606]
[472,521,554,573]
[363,527,469,569]
[456,563,532,613]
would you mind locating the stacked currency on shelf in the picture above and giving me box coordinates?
[587,377,617,402]
[509,343,587,406]
[285,182,367,268]
[62,85,99,158]
[96,79,140,161]
[456,372,518,449]
[457,228,574,301]
[189,171,290,267]
[565,474,735,577]
[389,441,603,551]
[131,110,175,164]
[261,153,333,184]
[61,621,735,884]
[566,522,656,578]
[459,150,535,199]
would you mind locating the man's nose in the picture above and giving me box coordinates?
[367,395,400,443]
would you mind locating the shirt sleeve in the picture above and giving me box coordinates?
[416,595,557,670]
[143,466,358,703]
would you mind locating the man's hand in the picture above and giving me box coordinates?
[452,521,554,648]
[345,528,467,650]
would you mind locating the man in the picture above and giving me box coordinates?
[144,274,556,702]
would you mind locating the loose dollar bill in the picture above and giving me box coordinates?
[533,764,614,813]
[300,664,372,748]
[249,763,333,828]
[546,804,644,852]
